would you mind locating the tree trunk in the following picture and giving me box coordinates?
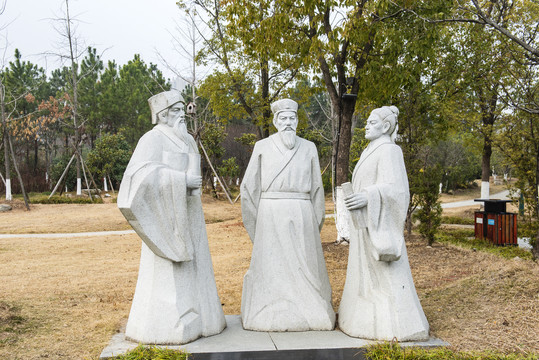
[1,84,11,201]
[406,211,413,237]
[533,146,539,259]
[480,91,498,199]
[260,60,271,139]
[481,136,492,199]
[76,136,82,196]
[65,0,82,196]
[335,102,354,186]
[8,131,30,210]
[34,138,38,175]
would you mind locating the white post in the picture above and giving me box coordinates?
[104,177,108,192]
[481,181,490,199]
[439,182,443,194]
[5,178,11,201]
[76,178,82,195]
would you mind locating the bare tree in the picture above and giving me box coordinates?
[158,9,233,203]
[0,0,10,201]
[46,0,104,197]
[0,0,30,208]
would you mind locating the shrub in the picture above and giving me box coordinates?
[87,133,131,189]
[29,194,103,204]
[414,166,443,246]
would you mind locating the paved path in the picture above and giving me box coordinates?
[0,230,135,239]
[441,190,510,209]
[0,190,512,239]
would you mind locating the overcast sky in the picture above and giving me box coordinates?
[1,0,196,80]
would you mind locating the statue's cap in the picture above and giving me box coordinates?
[371,106,399,121]
[148,90,183,124]
[271,98,298,115]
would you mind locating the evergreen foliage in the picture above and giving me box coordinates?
[86,133,131,189]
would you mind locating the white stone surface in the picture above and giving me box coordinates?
[335,186,350,242]
[481,181,490,199]
[339,106,429,341]
[76,177,82,196]
[518,237,533,250]
[269,328,371,350]
[240,99,335,332]
[99,315,449,358]
[183,315,276,353]
[5,178,12,201]
[116,90,225,345]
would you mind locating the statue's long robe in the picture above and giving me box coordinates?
[118,125,225,344]
[240,133,335,331]
[338,137,429,341]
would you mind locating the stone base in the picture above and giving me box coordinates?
[100,315,448,359]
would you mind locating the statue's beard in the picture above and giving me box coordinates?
[172,119,190,145]
[279,128,296,149]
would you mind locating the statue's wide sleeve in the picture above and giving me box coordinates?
[310,142,325,231]
[118,131,193,262]
[240,142,262,242]
[364,145,409,262]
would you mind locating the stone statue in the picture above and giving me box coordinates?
[117,84,225,344]
[240,99,335,332]
[338,106,429,341]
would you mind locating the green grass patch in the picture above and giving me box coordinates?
[0,301,35,347]
[13,192,104,204]
[442,215,475,225]
[365,342,538,360]
[436,229,533,260]
[31,194,103,204]
[108,345,188,359]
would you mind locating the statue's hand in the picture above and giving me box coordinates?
[186,174,202,190]
[344,192,367,210]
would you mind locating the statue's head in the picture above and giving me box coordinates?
[271,99,298,149]
[271,99,298,132]
[148,90,184,126]
[365,106,399,142]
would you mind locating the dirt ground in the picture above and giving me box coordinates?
[0,195,538,359]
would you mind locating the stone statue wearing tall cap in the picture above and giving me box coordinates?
[240,98,335,331]
[338,106,429,341]
[117,80,225,344]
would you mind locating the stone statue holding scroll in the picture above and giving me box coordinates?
[117,84,225,344]
[240,98,335,332]
[338,106,429,341]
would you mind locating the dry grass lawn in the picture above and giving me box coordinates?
[0,194,537,359]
